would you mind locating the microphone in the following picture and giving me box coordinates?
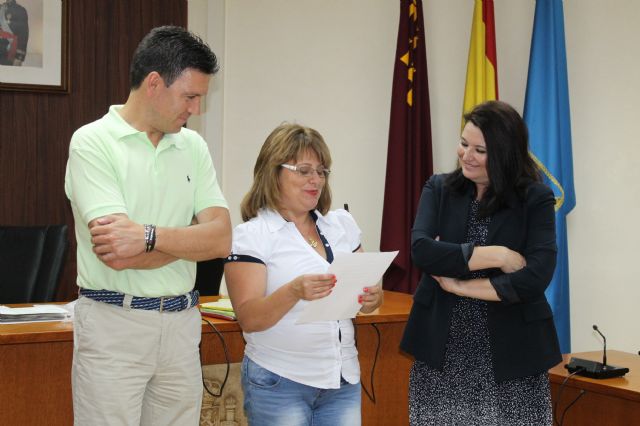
[592,324,607,366]
[564,324,629,379]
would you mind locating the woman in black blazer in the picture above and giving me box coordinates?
[401,101,562,425]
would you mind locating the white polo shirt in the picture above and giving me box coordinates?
[227,208,362,389]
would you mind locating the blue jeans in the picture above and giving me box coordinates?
[241,356,361,426]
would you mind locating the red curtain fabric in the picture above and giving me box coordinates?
[380,0,433,294]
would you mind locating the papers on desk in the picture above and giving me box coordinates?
[0,304,71,323]
[295,251,398,324]
[200,298,237,321]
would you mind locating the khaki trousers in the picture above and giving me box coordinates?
[72,296,203,426]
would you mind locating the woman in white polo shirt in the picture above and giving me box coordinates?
[225,123,382,426]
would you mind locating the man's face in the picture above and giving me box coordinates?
[149,68,211,135]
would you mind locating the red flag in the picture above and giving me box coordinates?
[380,0,433,294]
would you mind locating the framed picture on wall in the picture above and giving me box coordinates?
[0,0,69,93]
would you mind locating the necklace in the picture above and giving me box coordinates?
[307,237,318,248]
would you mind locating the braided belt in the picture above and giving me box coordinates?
[79,288,199,312]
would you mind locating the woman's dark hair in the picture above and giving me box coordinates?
[130,26,218,89]
[446,100,540,216]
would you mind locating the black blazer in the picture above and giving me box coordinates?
[400,174,562,382]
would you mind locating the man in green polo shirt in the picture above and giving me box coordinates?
[64,26,231,426]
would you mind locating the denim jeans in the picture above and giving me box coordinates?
[241,356,361,426]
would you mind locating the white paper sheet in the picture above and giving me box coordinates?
[295,251,398,324]
[0,304,72,324]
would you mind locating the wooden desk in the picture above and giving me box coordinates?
[0,291,413,426]
[549,350,640,425]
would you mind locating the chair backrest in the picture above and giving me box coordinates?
[0,225,68,304]
[194,258,224,296]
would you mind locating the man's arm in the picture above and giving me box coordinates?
[88,214,176,270]
[90,206,231,269]
[156,206,232,260]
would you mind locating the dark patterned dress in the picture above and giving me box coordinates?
[409,200,552,425]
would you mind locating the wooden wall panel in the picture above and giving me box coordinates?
[0,0,188,301]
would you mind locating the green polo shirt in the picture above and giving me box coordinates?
[65,105,228,297]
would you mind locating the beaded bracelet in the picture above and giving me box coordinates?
[144,224,156,252]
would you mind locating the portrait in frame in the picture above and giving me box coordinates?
[0,0,69,93]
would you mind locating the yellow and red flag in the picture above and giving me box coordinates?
[462,0,498,120]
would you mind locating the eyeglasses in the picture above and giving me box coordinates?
[281,163,331,178]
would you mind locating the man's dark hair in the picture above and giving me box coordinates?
[447,100,541,216]
[129,25,219,89]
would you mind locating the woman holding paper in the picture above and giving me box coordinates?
[225,123,382,426]
[401,101,562,425]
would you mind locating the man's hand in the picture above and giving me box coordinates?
[89,214,146,262]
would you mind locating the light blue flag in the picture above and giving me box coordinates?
[524,0,575,354]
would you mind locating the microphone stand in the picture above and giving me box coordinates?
[592,324,607,367]
[564,324,629,379]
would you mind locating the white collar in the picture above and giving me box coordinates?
[259,208,328,233]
